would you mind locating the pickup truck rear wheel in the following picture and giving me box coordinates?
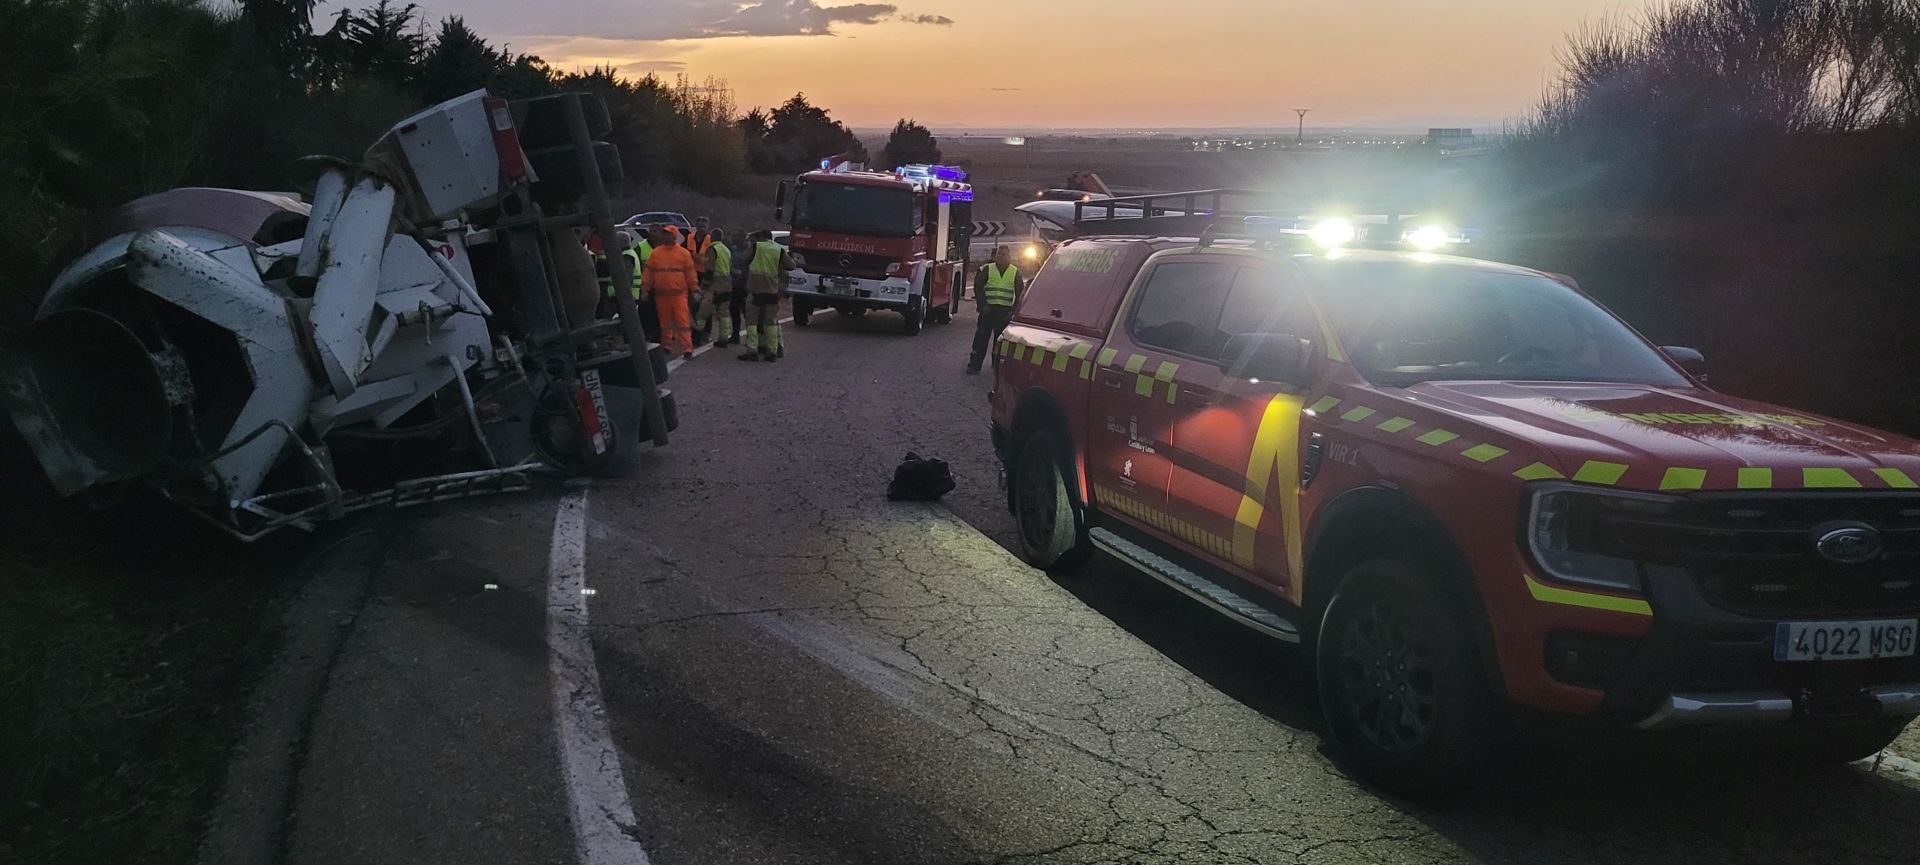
[1316,558,1493,794]
[793,299,813,326]
[1011,429,1091,574]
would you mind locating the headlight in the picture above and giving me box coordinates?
[790,252,806,266]
[884,261,901,275]
[1526,483,1677,593]
[1023,244,1040,260]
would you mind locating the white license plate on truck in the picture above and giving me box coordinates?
[1774,619,1917,661]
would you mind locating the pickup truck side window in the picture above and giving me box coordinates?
[1219,267,1318,353]
[1127,260,1233,358]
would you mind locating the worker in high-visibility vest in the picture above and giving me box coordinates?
[642,225,700,358]
[966,245,1025,374]
[739,230,794,363]
[694,224,736,346]
[726,229,752,347]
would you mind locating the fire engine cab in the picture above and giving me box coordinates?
[775,162,971,335]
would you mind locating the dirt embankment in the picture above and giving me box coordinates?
[0,425,305,865]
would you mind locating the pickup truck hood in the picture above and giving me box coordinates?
[1397,381,1920,490]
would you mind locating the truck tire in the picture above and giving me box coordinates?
[1316,558,1494,794]
[903,297,924,336]
[1010,428,1092,574]
[793,299,813,326]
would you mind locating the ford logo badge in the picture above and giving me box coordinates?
[1813,522,1884,564]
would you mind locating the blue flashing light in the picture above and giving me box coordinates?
[939,190,974,204]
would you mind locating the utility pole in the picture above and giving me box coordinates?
[1294,108,1309,141]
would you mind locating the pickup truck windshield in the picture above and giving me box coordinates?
[1308,261,1689,387]
[794,182,915,237]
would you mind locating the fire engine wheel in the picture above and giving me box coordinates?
[902,297,925,336]
[793,300,813,326]
[1011,429,1091,574]
[1316,558,1493,794]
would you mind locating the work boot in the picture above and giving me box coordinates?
[682,351,693,360]
[776,344,785,358]
[965,365,981,375]
[761,351,777,363]
[738,351,759,362]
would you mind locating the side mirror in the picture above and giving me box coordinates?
[774,180,789,224]
[1661,345,1708,381]
[1221,332,1314,385]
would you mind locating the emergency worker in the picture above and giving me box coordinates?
[966,245,1024,374]
[641,225,699,358]
[695,224,735,346]
[739,230,794,363]
[691,218,721,347]
[726,229,752,348]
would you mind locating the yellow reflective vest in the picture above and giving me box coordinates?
[982,263,1019,307]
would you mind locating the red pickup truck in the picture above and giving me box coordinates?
[988,193,1920,791]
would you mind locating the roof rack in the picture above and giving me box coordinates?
[1068,188,1457,243]
[1070,188,1268,236]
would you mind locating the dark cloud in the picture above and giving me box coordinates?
[701,1,899,37]
[899,13,954,25]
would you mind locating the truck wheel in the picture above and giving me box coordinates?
[1316,558,1494,794]
[903,297,924,336]
[793,299,813,326]
[1786,719,1910,765]
[1011,429,1091,573]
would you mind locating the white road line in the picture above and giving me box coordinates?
[546,489,652,865]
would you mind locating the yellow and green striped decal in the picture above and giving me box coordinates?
[1233,394,1308,600]
[1523,573,1652,616]
[1312,397,1920,491]
[1093,486,1233,558]
[1070,342,1095,379]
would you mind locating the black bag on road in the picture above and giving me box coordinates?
[887,452,955,501]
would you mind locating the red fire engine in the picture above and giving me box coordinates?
[775,162,972,335]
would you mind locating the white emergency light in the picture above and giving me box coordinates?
[1308,218,1356,248]
[1403,225,1452,251]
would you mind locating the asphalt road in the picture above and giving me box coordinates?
[260,303,1920,865]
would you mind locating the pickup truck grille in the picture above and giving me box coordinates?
[1603,493,1920,617]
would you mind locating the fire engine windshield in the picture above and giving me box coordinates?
[1308,262,1689,387]
[793,182,916,237]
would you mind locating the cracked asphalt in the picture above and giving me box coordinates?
[271,304,1920,865]
[583,308,1920,864]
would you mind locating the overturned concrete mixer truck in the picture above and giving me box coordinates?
[0,91,676,540]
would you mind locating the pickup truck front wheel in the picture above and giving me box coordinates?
[1316,558,1493,794]
[1011,429,1091,574]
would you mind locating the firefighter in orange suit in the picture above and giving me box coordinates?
[642,225,700,358]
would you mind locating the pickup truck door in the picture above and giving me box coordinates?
[1163,263,1324,602]
[1087,256,1235,543]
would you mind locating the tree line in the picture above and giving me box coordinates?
[0,0,948,322]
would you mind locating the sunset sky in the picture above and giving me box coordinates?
[406,0,1625,130]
